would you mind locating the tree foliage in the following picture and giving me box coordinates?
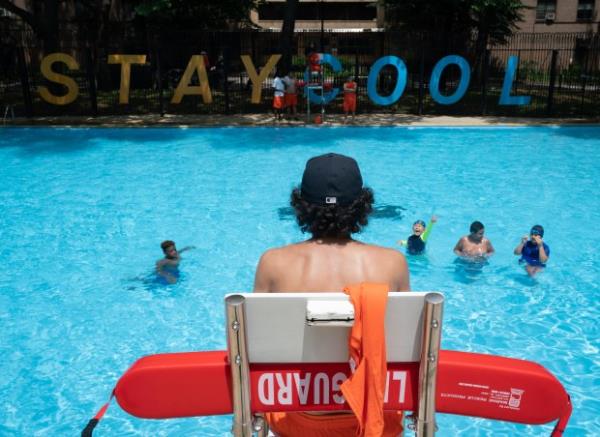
[0,0,110,50]
[381,0,528,45]
[470,0,527,45]
[133,0,263,29]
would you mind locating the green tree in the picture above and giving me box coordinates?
[133,0,262,29]
[0,1,108,51]
[381,0,527,80]
[381,0,527,45]
[0,0,61,52]
[471,0,528,78]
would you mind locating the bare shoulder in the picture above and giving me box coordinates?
[363,243,407,263]
[361,243,409,290]
[257,246,282,268]
[254,244,304,292]
[256,243,302,272]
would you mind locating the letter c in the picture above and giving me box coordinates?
[303,53,341,105]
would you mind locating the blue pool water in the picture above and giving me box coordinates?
[0,126,599,436]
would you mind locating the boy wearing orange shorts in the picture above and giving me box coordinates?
[272,71,285,121]
[283,72,298,119]
[343,76,357,120]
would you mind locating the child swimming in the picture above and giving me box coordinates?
[514,224,549,276]
[398,215,437,255]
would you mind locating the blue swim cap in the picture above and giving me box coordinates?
[414,220,426,228]
[530,224,544,237]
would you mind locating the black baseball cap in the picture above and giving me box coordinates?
[300,153,363,205]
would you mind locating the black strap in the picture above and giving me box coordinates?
[81,418,99,437]
[81,392,114,436]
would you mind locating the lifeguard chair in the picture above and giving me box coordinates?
[225,291,444,436]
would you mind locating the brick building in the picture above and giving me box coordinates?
[518,0,599,33]
[251,1,599,33]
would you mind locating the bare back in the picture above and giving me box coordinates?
[253,239,410,293]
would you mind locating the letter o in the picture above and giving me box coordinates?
[429,55,471,105]
[367,56,407,106]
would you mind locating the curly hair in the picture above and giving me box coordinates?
[290,187,374,238]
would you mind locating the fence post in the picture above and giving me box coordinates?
[579,74,587,114]
[546,49,558,116]
[85,47,98,116]
[480,49,490,116]
[515,48,521,96]
[354,51,359,111]
[153,37,165,116]
[417,47,425,116]
[224,46,230,115]
[17,46,33,117]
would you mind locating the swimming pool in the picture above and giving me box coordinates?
[0,126,598,436]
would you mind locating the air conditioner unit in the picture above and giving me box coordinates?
[545,12,556,22]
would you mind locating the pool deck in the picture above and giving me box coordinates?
[3,114,599,127]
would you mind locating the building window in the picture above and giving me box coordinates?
[577,0,594,21]
[258,2,377,21]
[536,0,556,22]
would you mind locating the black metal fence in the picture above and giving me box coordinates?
[1,26,599,118]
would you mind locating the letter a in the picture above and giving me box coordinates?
[171,55,213,104]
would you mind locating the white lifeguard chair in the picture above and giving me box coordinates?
[225,291,444,437]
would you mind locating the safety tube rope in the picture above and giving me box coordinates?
[81,391,114,437]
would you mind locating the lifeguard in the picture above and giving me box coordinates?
[272,71,285,121]
[283,72,298,119]
[308,51,322,83]
[343,76,357,120]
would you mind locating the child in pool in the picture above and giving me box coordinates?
[514,224,550,276]
[156,240,195,284]
[398,215,437,255]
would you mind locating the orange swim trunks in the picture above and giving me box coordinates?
[343,94,356,113]
[273,96,284,109]
[284,93,298,107]
[265,411,403,437]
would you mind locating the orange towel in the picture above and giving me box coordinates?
[266,411,403,437]
[340,283,389,437]
[265,283,403,437]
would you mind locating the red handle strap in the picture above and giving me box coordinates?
[81,391,114,437]
[550,395,572,437]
